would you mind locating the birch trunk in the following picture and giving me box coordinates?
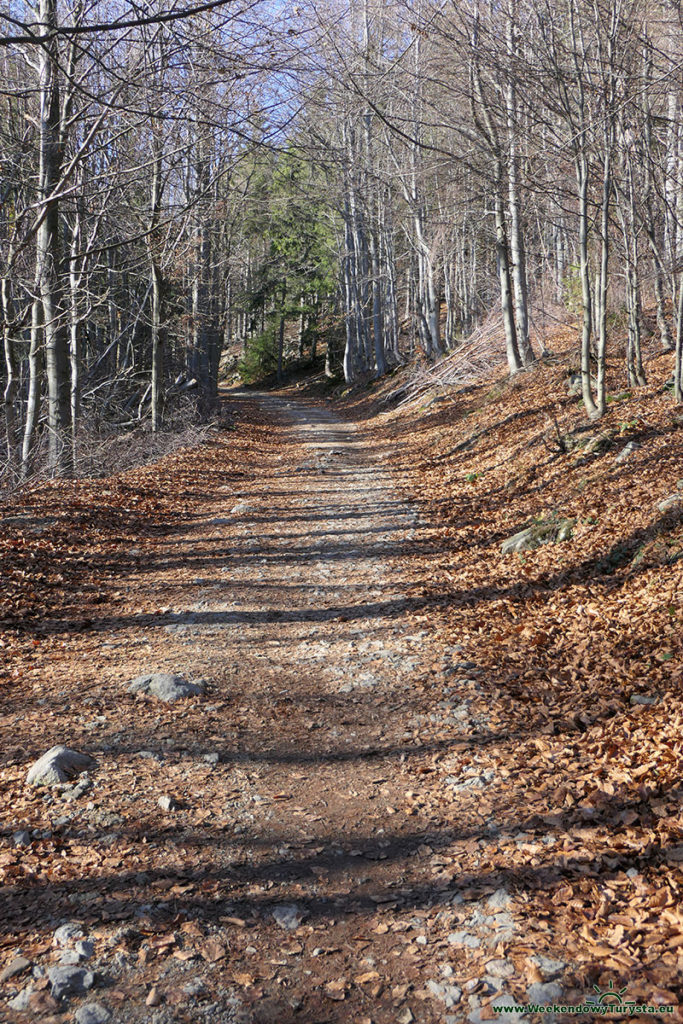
[37,0,71,475]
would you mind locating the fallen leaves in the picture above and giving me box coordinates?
[324,978,348,1000]
[199,939,227,963]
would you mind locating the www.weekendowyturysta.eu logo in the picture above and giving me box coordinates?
[491,978,676,1016]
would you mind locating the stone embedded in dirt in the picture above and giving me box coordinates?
[615,440,640,463]
[61,774,93,802]
[485,959,515,979]
[8,984,34,1011]
[0,956,31,983]
[526,981,563,1003]
[447,931,481,948]
[158,795,180,812]
[204,752,220,765]
[13,829,31,847]
[272,904,307,930]
[75,1004,111,1024]
[128,673,205,702]
[658,494,682,514]
[209,517,232,525]
[26,747,96,787]
[487,888,512,911]
[501,517,574,554]
[47,965,95,1000]
[231,501,252,514]
[60,950,81,966]
[426,979,462,1007]
[53,922,85,947]
[74,940,95,960]
[529,954,567,980]
[630,693,657,706]
[183,978,206,997]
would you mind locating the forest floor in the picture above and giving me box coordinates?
[1,332,683,1023]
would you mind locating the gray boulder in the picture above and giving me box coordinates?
[501,517,574,554]
[47,965,95,1000]
[615,440,640,464]
[128,673,204,702]
[8,985,34,1011]
[630,693,657,706]
[527,981,563,1003]
[272,904,306,930]
[426,980,462,1008]
[26,747,96,787]
[75,1004,111,1024]
[53,922,84,947]
[658,494,682,514]
[0,956,31,983]
[529,954,567,980]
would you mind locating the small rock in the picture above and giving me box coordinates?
[204,752,220,765]
[48,965,95,1000]
[12,830,31,847]
[74,940,95,960]
[158,795,180,812]
[486,958,515,978]
[615,440,640,464]
[527,981,563,1003]
[59,950,81,966]
[501,517,573,554]
[146,986,162,1007]
[272,904,306,930]
[487,888,512,911]
[8,984,34,1011]
[0,956,31,983]
[53,922,85,947]
[26,747,96,787]
[183,978,206,997]
[629,694,657,706]
[397,1010,414,1024]
[75,1003,111,1024]
[529,954,567,980]
[447,931,481,948]
[231,501,251,514]
[128,673,205,702]
[658,494,682,514]
[487,994,528,1022]
[426,979,462,1008]
[209,518,231,526]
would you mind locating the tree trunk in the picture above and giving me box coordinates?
[37,0,72,475]
[494,171,522,375]
[21,297,44,479]
[577,155,598,417]
[1,275,18,473]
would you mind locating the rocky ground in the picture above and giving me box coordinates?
[1,346,683,1022]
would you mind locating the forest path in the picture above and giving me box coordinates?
[116,387,477,1024]
[0,390,523,1024]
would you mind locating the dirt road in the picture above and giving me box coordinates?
[0,391,569,1024]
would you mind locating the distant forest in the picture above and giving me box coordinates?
[2,0,683,480]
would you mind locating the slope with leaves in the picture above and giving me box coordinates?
[342,328,683,1007]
